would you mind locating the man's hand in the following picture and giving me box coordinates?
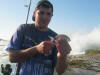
[35,41,55,54]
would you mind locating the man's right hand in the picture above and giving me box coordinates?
[35,41,55,54]
[8,41,55,63]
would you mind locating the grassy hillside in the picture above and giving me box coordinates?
[85,49,100,55]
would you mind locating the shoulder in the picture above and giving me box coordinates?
[18,23,33,29]
[17,23,34,32]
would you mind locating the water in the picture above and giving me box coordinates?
[0,39,15,75]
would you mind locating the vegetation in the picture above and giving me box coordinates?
[85,49,100,55]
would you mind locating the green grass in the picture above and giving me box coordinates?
[85,49,100,55]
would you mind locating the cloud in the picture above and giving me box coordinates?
[69,26,100,55]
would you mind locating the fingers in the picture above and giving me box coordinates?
[43,44,51,54]
[42,41,55,54]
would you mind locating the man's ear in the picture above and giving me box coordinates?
[32,11,36,21]
[33,11,36,17]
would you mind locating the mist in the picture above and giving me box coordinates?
[70,27,100,55]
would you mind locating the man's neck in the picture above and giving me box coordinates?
[34,24,48,31]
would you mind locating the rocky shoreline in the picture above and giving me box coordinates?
[54,54,100,75]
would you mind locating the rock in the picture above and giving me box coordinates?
[90,67,100,72]
[66,54,100,75]
[54,68,97,75]
[91,63,100,67]
[97,72,100,75]
[65,68,97,75]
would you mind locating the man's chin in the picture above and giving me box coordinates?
[40,24,48,28]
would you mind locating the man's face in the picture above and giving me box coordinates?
[34,6,53,29]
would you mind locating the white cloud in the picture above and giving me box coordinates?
[69,26,100,55]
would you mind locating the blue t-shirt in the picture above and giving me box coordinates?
[6,24,58,75]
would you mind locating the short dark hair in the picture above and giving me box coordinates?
[32,0,53,21]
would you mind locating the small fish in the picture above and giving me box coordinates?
[48,34,71,43]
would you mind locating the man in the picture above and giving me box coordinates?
[6,0,71,75]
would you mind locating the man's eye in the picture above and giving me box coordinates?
[39,11,52,17]
[47,13,51,16]
[40,11,44,15]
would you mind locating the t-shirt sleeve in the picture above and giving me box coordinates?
[6,24,25,52]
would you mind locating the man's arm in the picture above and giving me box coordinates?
[9,46,38,63]
[56,55,69,75]
[55,38,71,75]
[9,41,54,63]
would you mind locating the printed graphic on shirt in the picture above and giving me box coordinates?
[20,59,53,75]
[23,35,53,56]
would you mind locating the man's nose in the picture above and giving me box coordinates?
[42,13,49,18]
